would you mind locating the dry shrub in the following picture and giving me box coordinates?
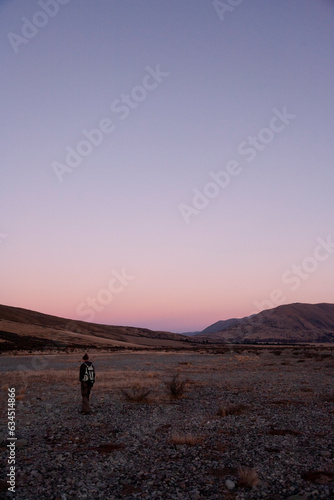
[271,349,283,356]
[15,388,26,401]
[170,433,202,446]
[216,404,248,417]
[234,355,252,363]
[238,466,259,488]
[121,385,151,403]
[121,484,141,495]
[301,470,334,483]
[165,374,187,399]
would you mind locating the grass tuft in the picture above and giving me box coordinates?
[121,385,151,403]
[170,433,203,446]
[216,404,248,417]
[164,374,188,399]
[238,466,259,488]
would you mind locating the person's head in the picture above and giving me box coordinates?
[83,353,89,361]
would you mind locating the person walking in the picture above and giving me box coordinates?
[79,353,95,414]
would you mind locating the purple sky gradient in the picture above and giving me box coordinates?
[1,0,334,332]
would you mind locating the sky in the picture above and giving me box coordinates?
[1,0,334,333]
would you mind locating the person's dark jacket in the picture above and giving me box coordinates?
[79,361,95,382]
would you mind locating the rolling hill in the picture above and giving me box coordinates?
[194,303,334,344]
[0,304,190,352]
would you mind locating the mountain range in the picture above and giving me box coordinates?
[1,302,334,352]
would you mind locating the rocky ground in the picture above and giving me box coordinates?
[1,348,334,499]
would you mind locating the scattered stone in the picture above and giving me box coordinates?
[225,479,236,490]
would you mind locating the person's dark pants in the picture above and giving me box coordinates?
[81,381,92,413]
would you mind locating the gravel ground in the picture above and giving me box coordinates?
[1,349,334,499]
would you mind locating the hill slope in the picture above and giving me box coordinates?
[199,317,245,335]
[0,304,189,351]
[195,303,334,343]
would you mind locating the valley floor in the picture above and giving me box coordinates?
[1,348,334,499]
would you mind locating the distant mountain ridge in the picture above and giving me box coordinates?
[198,317,245,335]
[195,303,334,343]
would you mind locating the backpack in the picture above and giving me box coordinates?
[83,362,95,385]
